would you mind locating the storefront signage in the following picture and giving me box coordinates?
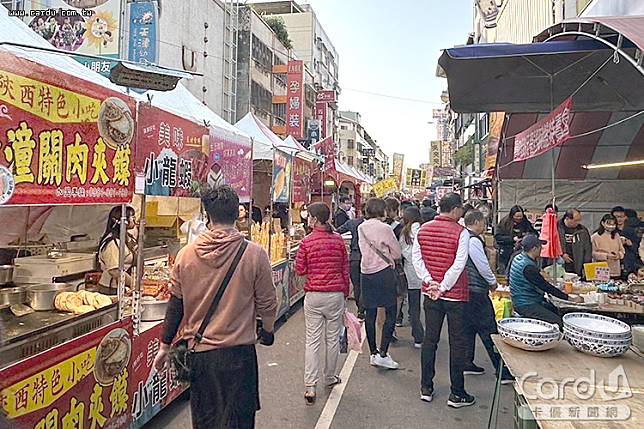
[373,177,398,198]
[292,156,312,204]
[135,103,209,197]
[209,127,252,203]
[513,98,573,162]
[286,60,304,140]
[0,52,135,205]
[0,319,134,428]
[314,102,327,139]
[316,90,336,103]
[435,186,453,201]
[272,260,290,320]
[27,0,122,60]
[127,0,159,65]
[392,153,404,186]
[405,168,427,189]
[272,150,291,203]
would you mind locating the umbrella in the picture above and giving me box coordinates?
[540,207,562,259]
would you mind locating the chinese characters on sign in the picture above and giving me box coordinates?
[0,54,134,205]
[486,112,505,170]
[392,153,404,186]
[136,104,209,197]
[316,90,336,103]
[373,177,398,198]
[272,150,291,203]
[209,127,252,202]
[513,98,573,162]
[405,168,427,190]
[128,0,159,65]
[292,157,312,204]
[286,60,304,140]
[314,102,327,140]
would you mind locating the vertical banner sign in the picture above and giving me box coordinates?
[272,150,291,203]
[430,141,442,167]
[441,141,452,167]
[209,127,253,202]
[0,319,135,428]
[292,156,312,204]
[128,0,159,64]
[315,136,336,173]
[485,112,505,170]
[513,98,573,162]
[286,60,304,139]
[135,104,210,197]
[0,52,135,206]
[392,153,404,186]
[314,102,327,139]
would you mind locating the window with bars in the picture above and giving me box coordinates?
[252,35,272,73]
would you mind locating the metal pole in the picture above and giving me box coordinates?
[134,194,146,335]
[117,204,127,321]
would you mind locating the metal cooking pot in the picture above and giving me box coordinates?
[27,283,76,311]
[140,299,168,322]
[0,265,14,285]
[0,286,26,309]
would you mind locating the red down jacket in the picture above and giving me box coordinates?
[295,226,350,296]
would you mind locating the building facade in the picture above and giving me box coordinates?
[338,111,387,181]
[250,1,339,144]
[236,5,290,130]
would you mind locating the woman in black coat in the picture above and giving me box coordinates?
[495,205,537,273]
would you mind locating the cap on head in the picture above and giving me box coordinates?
[522,234,547,251]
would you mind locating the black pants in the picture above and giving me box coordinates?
[516,301,562,328]
[464,291,500,371]
[408,289,424,343]
[365,305,397,356]
[350,260,363,313]
[421,299,467,396]
[190,345,259,429]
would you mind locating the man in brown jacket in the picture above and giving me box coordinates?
[154,185,277,429]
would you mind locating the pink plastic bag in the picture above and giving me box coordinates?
[343,310,363,353]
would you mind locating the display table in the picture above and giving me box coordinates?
[489,335,643,429]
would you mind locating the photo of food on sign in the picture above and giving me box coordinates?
[94,327,131,386]
[98,97,135,149]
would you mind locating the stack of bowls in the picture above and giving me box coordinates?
[497,318,562,351]
[563,313,632,358]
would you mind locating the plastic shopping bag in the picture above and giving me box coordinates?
[492,296,513,320]
[343,310,363,353]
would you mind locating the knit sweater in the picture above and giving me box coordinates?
[591,232,625,277]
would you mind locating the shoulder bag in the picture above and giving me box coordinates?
[359,229,394,269]
[169,240,248,383]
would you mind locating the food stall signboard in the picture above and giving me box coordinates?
[272,150,291,203]
[0,52,135,205]
[135,103,210,197]
[209,126,252,202]
[0,319,134,428]
[513,98,573,162]
[292,156,312,204]
[373,177,398,197]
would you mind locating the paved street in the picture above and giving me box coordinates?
[146,302,514,429]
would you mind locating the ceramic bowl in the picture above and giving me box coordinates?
[565,333,631,358]
[564,328,632,346]
[498,318,560,339]
[563,313,632,340]
[498,329,562,351]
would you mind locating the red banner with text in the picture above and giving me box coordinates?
[0,51,136,206]
[314,102,327,140]
[293,156,312,204]
[286,60,304,140]
[513,98,573,162]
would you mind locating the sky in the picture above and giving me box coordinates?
[303,0,474,168]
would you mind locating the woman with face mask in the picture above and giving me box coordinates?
[591,214,625,279]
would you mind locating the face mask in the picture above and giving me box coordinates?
[604,225,616,232]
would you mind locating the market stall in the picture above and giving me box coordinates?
[126,83,254,429]
[235,112,294,318]
[0,9,142,428]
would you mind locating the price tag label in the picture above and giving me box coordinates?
[595,266,611,282]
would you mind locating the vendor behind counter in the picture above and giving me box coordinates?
[97,206,137,295]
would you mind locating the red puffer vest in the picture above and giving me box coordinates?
[416,215,469,302]
[295,226,350,296]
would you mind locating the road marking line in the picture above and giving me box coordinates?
[314,325,365,429]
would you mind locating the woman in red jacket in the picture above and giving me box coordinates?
[295,202,350,405]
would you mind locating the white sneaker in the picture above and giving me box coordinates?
[414,342,423,349]
[372,353,400,370]
[369,353,379,366]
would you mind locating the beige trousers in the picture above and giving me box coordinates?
[304,292,346,387]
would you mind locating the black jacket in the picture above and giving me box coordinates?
[557,219,592,277]
[336,218,364,261]
[334,208,350,229]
